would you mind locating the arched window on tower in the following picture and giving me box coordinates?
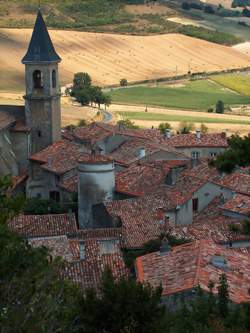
[52,70,57,88]
[33,70,44,90]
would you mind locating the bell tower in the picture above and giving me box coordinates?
[22,9,61,154]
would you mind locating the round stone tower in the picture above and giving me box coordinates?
[78,154,115,229]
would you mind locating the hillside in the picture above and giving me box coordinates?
[0,0,243,45]
[1,28,250,91]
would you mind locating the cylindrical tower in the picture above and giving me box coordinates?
[78,155,115,229]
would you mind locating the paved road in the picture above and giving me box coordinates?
[102,110,112,123]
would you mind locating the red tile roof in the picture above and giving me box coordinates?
[64,228,128,291]
[215,172,250,196]
[9,214,78,238]
[105,192,177,249]
[136,240,250,303]
[221,194,250,216]
[115,161,173,196]
[160,133,228,148]
[0,111,16,130]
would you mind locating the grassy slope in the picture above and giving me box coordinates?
[210,74,250,95]
[110,80,250,110]
[116,111,250,124]
[0,0,242,45]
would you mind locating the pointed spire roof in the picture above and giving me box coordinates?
[22,9,61,64]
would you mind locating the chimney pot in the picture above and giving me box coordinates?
[196,129,201,139]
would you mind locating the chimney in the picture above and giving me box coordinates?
[165,129,171,139]
[79,241,85,260]
[138,147,146,159]
[196,129,201,139]
[160,237,171,255]
[47,156,53,167]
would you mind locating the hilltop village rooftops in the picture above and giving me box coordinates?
[29,227,127,291]
[115,160,188,196]
[136,240,250,304]
[158,132,229,148]
[220,194,250,216]
[9,214,78,238]
[215,172,250,196]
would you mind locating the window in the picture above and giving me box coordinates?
[33,70,44,89]
[192,198,199,212]
[50,191,60,202]
[52,70,57,88]
[210,152,217,158]
[191,151,200,159]
[38,130,42,137]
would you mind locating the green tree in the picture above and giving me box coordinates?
[103,94,112,110]
[75,89,91,106]
[212,134,250,172]
[158,122,172,134]
[78,119,87,127]
[24,198,65,215]
[73,72,92,91]
[78,268,165,333]
[120,78,128,86]
[201,123,208,133]
[217,273,230,318]
[216,100,225,114]
[178,121,195,134]
[117,119,139,129]
[0,175,25,225]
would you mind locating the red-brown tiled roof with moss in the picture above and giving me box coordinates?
[159,133,228,148]
[220,194,250,216]
[64,228,128,291]
[9,214,78,238]
[215,172,250,196]
[136,240,250,303]
[78,153,113,164]
[116,160,188,196]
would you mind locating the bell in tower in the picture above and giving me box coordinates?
[22,9,61,154]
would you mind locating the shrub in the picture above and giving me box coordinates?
[182,2,191,10]
[24,198,65,215]
[216,100,224,114]
[207,107,214,113]
[158,122,172,134]
[120,78,128,86]
[178,121,195,134]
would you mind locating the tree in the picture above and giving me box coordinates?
[73,72,92,91]
[24,198,65,215]
[75,89,91,106]
[178,121,195,134]
[117,119,139,129]
[182,2,191,10]
[77,268,165,333]
[204,4,215,13]
[242,216,250,234]
[216,100,225,114]
[158,122,172,134]
[212,134,250,172]
[120,78,128,86]
[103,94,112,110]
[78,119,87,127]
[201,123,208,133]
[0,175,25,225]
[217,273,230,318]
[0,176,78,332]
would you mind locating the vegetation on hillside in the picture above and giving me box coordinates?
[0,0,242,45]
[212,134,250,172]
[110,80,250,110]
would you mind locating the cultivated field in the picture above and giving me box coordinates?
[110,104,250,135]
[110,80,250,110]
[1,28,250,91]
[210,74,250,95]
[233,42,250,56]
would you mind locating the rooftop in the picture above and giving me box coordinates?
[221,194,250,216]
[216,172,250,196]
[136,240,250,303]
[160,132,228,148]
[9,214,77,238]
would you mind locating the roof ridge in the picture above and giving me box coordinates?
[193,240,205,287]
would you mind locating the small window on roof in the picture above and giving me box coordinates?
[79,241,85,260]
[99,239,118,254]
[211,255,228,269]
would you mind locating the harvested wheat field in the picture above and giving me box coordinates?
[1,28,250,90]
[233,42,250,56]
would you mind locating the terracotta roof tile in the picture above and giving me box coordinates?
[215,172,250,196]
[9,214,77,238]
[221,194,250,216]
[136,240,250,304]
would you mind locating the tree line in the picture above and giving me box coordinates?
[67,72,112,109]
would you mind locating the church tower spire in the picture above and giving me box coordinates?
[23,9,61,155]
